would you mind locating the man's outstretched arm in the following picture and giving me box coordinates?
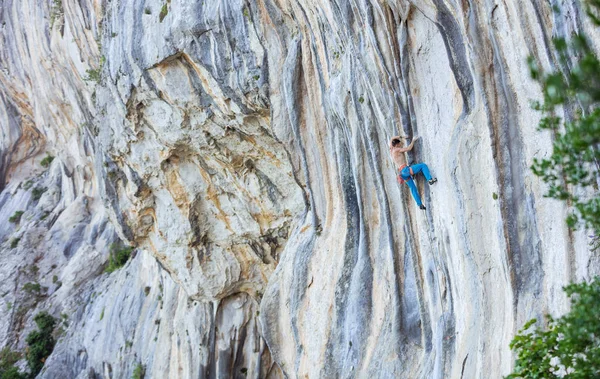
[398,136,420,152]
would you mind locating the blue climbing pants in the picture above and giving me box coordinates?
[400,163,432,206]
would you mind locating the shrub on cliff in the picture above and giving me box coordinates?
[132,362,145,379]
[507,277,600,378]
[31,187,46,201]
[529,1,600,249]
[105,243,134,273]
[25,312,57,377]
[39,155,54,168]
[0,348,25,379]
[8,211,24,224]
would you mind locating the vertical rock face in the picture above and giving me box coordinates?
[0,0,598,378]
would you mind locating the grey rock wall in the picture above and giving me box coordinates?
[0,0,598,378]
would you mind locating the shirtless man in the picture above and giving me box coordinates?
[390,135,437,210]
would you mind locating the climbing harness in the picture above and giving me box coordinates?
[396,164,414,185]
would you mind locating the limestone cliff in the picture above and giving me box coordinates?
[0,0,598,378]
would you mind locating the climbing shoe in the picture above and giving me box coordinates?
[419,204,426,210]
[428,178,437,185]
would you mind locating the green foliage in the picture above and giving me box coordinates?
[40,155,54,168]
[33,312,56,333]
[10,238,19,249]
[105,243,134,273]
[144,7,151,15]
[0,348,22,379]
[21,181,32,190]
[31,187,46,201]
[0,314,56,378]
[99,307,104,321]
[25,312,56,377]
[84,56,105,84]
[0,347,21,369]
[507,277,600,378]
[132,362,145,379]
[28,265,38,276]
[0,366,25,379]
[50,0,63,28]
[84,68,101,83]
[22,282,41,295]
[159,4,168,22]
[8,211,23,224]
[358,96,365,104]
[493,192,499,200]
[529,2,600,245]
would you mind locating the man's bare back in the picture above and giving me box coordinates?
[389,136,419,168]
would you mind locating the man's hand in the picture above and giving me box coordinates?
[406,136,420,150]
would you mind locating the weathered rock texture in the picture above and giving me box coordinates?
[0,0,599,378]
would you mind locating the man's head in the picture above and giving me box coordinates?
[391,138,401,147]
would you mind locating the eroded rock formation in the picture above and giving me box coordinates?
[0,0,598,378]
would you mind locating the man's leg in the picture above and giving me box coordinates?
[405,178,423,206]
[411,163,432,181]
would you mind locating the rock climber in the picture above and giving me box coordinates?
[389,135,437,210]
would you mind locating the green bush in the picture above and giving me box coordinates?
[159,4,168,22]
[132,362,145,379]
[22,283,41,295]
[31,187,46,201]
[0,366,26,379]
[529,1,600,249]
[84,69,101,83]
[507,277,600,378]
[28,265,38,276]
[25,312,56,377]
[105,243,134,273]
[0,348,24,379]
[0,313,58,378]
[50,0,62,27]
[40,155,54,168]
[8,212,23,224]
[9,238,19,249]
